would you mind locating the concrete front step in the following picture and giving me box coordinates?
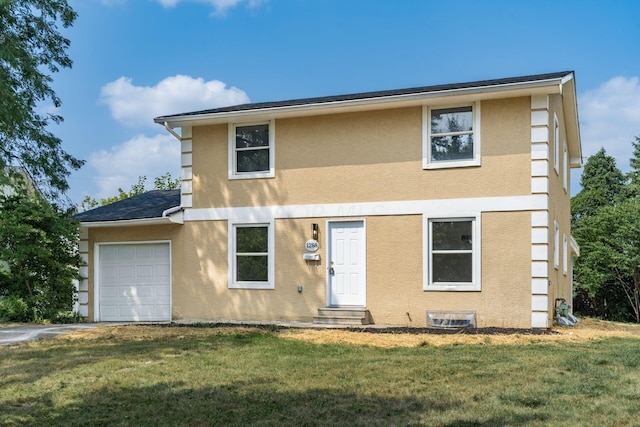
[313,308,372,325]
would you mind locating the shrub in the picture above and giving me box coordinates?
[0,296,32,322]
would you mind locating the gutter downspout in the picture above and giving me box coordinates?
[162,205,184,224]
[164,122,184,142]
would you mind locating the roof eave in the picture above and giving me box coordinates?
[79,217,177,228]
[155,76,568,127]
[560,73,583,168]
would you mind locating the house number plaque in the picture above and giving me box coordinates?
[305,239,319,252]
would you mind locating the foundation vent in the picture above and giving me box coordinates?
[427,310,477,329]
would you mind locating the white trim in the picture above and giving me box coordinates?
[184,194,547,222]
[531,278,548,294]
[563,233,568,275]
[422,103,481,169]
[326,219,367,307]
[228,120,275,180]
[531,312,549,328]
[228,219,275,290]
[553,114,560,174]
[93,240,172,322]
[563,141,568,192]
[423,213,481,291]
[531,295,548,311]
[553,220,560,269]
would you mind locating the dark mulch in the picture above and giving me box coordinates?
[349,327,558,335]
[158,322,558,336]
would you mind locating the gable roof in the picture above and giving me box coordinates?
[74,190,180,224]
[155,70,581,167]
[154,71,574,123]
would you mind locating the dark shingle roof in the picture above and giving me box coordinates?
[154,71,573,122]
[74,190,180,222]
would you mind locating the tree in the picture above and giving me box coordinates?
[574,199,640,322]
[571,148,625,222]
[80,173,180,211]
[572,141,640,322]
[0,1,84,200]
[0,191,82,320]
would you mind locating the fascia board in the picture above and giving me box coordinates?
[156,78,566,127]
[560,75,583,167]
[79,217,176,228]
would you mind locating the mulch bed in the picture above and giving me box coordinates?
[160,322,558,336]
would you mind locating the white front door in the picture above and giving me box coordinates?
[328,221,366,307]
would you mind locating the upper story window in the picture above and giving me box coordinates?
[423,103,481,169]
[228,121,275,179]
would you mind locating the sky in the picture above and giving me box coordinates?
[50,0,640,204]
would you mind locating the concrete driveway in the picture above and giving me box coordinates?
[0,323,122,346]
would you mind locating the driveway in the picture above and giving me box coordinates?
[0,323,124,346]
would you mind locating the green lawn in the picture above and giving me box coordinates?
[1,326,639,426]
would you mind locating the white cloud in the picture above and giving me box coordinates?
[88,133,181,199]
[99,75,250,128]
[155,0,265,14]
[579,76,640,171]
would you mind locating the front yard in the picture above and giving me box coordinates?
[1,320,639,426]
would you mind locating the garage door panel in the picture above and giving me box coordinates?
[98,243,171,322]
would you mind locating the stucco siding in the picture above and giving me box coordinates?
[191,98,532,209]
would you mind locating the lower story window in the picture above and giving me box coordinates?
[229,221,274,289]
[424,216,480,291]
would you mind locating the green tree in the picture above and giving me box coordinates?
[0,191,82,320]
[571,148,625,222]
[80,173,180,211]
[0,0,84,200]
[572,141,640,322]
[574,199,640,322]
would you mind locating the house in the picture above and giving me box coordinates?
[75,71,582,328]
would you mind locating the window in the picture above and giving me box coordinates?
[229,121,275,179]
[424,216,481,291]
[423,103,480,169]
[563,142,568,191]
[563,233,568,275]
[554,115,560,174]
[554,221,560,270]
[229,221,274,289]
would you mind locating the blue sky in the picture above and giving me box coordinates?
[52,0,640,204]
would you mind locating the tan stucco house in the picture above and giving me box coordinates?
[75,71,582,328]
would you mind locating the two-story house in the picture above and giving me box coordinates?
[75,71,582,328]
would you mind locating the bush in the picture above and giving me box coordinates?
[0,296,32,322]
[50,310,84,324]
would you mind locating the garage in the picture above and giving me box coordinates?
[97,242,171,321]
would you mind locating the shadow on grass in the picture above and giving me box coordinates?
[3,380,455,426]
[0,331,261,388]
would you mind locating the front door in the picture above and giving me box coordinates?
[328,221,366,307]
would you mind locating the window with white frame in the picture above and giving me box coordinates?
[563,142,568,191]
[554,221,560,270]
[563,233,568,275]
[554,115,560,174]
[424,216,480,291]
[229,121,275,179]
[229,222,274,289]
[423,104,480,169]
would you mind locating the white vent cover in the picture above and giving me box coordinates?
[427,310,477,328]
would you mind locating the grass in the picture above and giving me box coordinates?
[1,322,640,426]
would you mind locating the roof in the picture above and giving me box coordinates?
[74,190,180,223]
[154,71,574,123]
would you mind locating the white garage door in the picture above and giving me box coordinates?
[98,243,171,321]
